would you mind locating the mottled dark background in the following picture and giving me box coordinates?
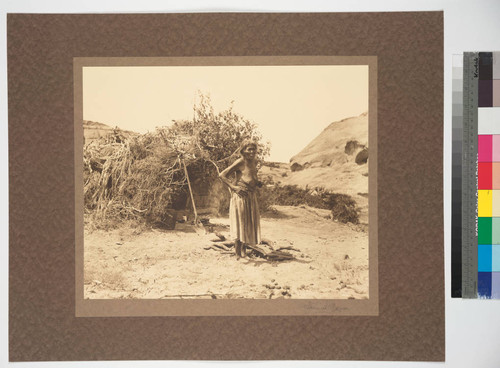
[8,12,443,361]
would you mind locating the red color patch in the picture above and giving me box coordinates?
[478,162,493,189]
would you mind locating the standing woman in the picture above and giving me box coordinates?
[219,140,262,259]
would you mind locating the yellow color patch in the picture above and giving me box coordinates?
[478,190,493,217]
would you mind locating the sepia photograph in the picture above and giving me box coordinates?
[79,58,375,304]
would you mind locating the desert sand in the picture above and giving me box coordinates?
[84,205,368,300]
[84,112,370,300]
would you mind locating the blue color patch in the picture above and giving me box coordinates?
[478,272,492,298]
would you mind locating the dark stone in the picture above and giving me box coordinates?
[355,148,369,165]
[290,162,303,172]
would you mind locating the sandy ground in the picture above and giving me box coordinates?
[84,205,369,300]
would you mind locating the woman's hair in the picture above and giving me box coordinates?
[238,140,258,156]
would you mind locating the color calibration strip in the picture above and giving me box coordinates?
[452,54,463,297]
[477,52,500,298]
[462,52,478,298]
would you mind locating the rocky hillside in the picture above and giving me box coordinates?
[83,120,136,145]
[290,112,368,170]
[259,112,369,224]
[285,112,369,196]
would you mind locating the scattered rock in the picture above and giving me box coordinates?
[290,162,304,172]
[355,148,369,165]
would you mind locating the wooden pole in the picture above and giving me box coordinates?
[181,158,198,224]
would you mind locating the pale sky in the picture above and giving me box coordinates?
[83,65,368,162]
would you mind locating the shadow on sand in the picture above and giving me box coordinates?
[261,209,296,220]
[238,253,312,266]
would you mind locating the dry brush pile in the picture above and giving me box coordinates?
[83,94,270,229]
[84,131,186,228]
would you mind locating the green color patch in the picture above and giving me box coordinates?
[478,217,492,245]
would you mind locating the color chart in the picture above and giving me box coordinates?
[459,52,500,299]
[476,52,500,298]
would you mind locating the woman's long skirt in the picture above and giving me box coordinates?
[229,190,261,245]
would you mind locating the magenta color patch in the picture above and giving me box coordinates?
[494,135,500,162]
[479,135,493,162]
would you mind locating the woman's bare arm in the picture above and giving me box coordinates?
[219,158,244,192]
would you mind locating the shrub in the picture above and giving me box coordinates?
[326,193,360,224]
[256,184,359,224]
[165,92,270,173]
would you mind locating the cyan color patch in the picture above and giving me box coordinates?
[478,244,492,272]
